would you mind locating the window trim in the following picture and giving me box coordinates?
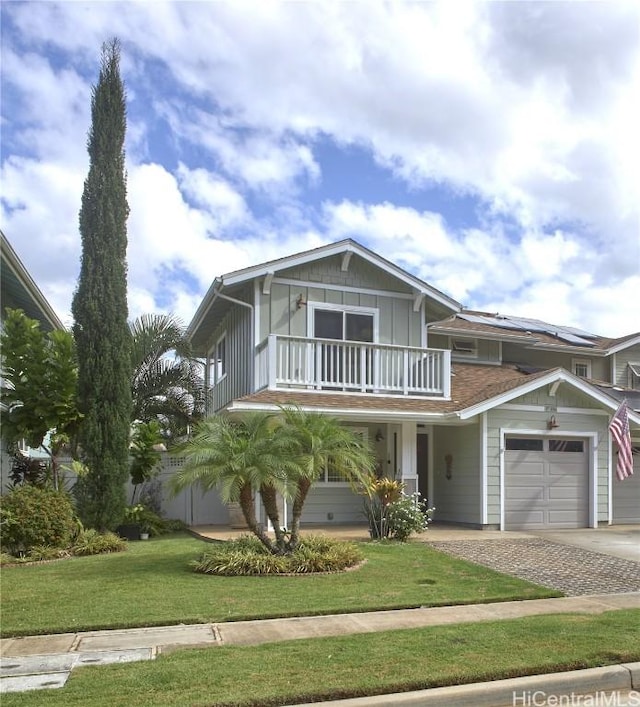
[307,301,379,343]
[572,358,592,379]
[214,331,227,383]
[628,362,640,389]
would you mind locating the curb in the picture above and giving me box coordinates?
[287,663,640,706]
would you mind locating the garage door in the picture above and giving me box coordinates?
[612,449,640,524]
[505,437,588,530]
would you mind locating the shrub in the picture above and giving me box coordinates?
[25,545,71,562]
[386,493,434,541]
[192,534,363,575]
[0,485,77,554]
[363,480,434,541]
[72,529,127,556]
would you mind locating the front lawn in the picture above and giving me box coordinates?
[3,610,639,707]
[0,533,560,637]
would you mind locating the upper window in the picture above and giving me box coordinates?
[629,363,640,390]
[451,338,478,358]
[215,333,227,381]
[572,359,591,379]
[313,306,375,343]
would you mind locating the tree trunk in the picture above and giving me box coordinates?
[288,477,312,550]
[238,482,274,553]
[259,484,287,553]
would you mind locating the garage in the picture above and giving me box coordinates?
[505,437,589,530]
[612,449,640,524]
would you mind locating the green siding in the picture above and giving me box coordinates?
[614,344,640,388]
[432,423,480,525]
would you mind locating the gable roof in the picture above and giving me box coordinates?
[429,310,640,355]
[188,239,461,352]
[1,231,63,331]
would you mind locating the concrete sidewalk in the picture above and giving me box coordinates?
[2,592,640,695]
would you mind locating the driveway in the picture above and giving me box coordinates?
[425,527,640,596]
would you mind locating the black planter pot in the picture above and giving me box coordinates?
[116,523,141,541]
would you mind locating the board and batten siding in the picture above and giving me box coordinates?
[259,278,423,348]
[432,423,481,525]
[501,344,608,381]
[486,388,610,526]
[210,289,253,411]
[613,344,640,388]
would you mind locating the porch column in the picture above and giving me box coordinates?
[400,421,418,495]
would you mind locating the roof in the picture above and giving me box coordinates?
[187,239,461,353]
[0,231,63,331]
[429,310,640,355]
[226,364,554,416]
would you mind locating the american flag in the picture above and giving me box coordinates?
[609,401,633,481]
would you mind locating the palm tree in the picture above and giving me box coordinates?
[169,413,298,553]
[130,314,205,442]
[278,406,376,550]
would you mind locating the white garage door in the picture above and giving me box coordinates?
[612,449,640,524]
[505,437,589,530]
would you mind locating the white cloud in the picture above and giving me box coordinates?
[2,1,639,337]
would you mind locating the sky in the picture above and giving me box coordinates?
[1,1,639,337]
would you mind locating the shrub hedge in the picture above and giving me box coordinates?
[0,485,78,554]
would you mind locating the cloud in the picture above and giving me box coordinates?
[2,1,639,337]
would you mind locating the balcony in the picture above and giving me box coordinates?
[256,334,451,398]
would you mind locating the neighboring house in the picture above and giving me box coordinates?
[1,231,65,487]
[186,238,640,530]
[1,231,63,332]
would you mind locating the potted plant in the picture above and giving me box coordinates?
[117,504,145,541]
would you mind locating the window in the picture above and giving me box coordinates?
[629,363,640,390]
[505,438,543,451]
[311,304,376,389]
[451,338,478,357]
[321,427,368,483]
[572,359,591,378]
[215,333,227,381]
[549,439,584,453]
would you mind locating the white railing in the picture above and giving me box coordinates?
[256,334,450,397]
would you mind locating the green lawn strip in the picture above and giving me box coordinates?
[0,534,559,637]
[3,610,639,707]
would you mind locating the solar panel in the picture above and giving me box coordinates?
[457,313,596,346]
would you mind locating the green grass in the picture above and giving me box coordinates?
[0,533,559,637]
[3,610,639,707]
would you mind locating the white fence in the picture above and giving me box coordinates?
[0,452,228,528]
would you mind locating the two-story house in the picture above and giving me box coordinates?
[186,239,640,530]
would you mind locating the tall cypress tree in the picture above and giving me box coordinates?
[72,39,132,530]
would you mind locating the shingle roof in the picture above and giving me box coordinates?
[232,363,550,416]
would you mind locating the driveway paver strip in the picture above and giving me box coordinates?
[425,537,640,595]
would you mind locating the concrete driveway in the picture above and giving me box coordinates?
[528,526,640,563]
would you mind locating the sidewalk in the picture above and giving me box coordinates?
[2,592,640,696]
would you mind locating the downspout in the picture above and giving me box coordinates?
[215,285,255,392]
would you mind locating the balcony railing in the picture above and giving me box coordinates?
[256,334,451,397]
